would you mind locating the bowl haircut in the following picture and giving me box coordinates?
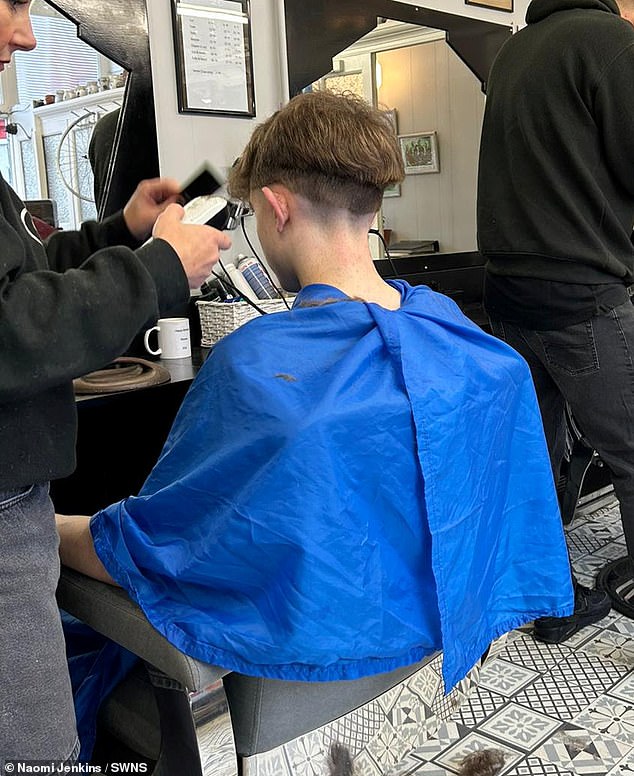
[228,90,405,217]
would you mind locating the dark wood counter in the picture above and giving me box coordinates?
[376,251,489,330]
[51,348,209,515]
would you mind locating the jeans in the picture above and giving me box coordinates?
[491,301,634,557]
[0,483,79,763]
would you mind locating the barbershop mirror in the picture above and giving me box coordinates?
[284,1,510,255]
[47,0,158,219]
[312,21,484,254]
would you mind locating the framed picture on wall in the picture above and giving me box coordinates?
[170,0,256,116]
[399,131,440,174]
[465,0,513,12]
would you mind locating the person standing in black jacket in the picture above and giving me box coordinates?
[477,0,634,640]
[0,1,231,764]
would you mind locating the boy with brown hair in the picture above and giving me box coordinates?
[58,91,573,759]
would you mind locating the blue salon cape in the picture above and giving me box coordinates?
[91,280,574,691]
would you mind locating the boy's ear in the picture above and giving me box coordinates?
[261,186,289,232]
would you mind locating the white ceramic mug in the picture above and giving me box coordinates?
[144,317,191,359]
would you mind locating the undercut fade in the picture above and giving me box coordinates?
[228,90,405,216]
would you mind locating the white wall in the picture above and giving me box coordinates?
[146,0,287,179]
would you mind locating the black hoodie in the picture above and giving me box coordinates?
[477,0,634,288]
[0,175,189,488]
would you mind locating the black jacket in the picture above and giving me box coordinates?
[477,0,634,284]
[0,174,189,488]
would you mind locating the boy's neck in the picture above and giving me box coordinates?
[292,221,401,310]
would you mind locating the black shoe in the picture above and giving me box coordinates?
[533,584,611,644]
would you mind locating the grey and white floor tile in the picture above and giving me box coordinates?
[595,543,631,563]
[572,694,634,745]
[385,495,634,776]
[577,630,634,668]
[505,755,575,776]
[478,659,540,698]
[532,723,631,775]
[555,624,603,652]
[609,674,634,704]
[605,617,634,639]
[606,751,634,776]
[477,703,561,751]
[494,637,572,676]
[432,731,524,775]
[453,687,508,728]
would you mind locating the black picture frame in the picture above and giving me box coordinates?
[170,0,256,117]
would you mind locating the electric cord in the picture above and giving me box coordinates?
[368,228,398,277]
[240,216,291,310]
[2,105,33,140]
[5,121,32,139]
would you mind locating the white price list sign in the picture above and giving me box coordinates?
[172,0,255,116]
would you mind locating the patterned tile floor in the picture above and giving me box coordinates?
[387,493,634,776]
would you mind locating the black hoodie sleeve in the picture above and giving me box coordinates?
[594,41,634,199]
[0,183,189,403]
[44,212,140,272]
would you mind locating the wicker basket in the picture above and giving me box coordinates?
[197,298,291,347]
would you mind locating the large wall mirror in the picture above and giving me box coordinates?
[46,0,158,218]
[284,0,511,255]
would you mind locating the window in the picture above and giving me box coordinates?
[13,14,101,104]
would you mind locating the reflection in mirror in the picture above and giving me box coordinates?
[0,0,154,228]
[315,20,485,256]
[43,0,158,220]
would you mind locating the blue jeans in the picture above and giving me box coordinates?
[0,483,79,763]
[491,301,634,556]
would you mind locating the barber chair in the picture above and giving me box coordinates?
[57,567,491,776]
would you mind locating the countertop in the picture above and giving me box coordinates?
[55,348,212,513]
[74,347,210,404]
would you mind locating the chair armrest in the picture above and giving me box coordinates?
[57,566,229,691]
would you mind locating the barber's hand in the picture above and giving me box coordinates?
[123,177,182,241]
[153,203,232,288]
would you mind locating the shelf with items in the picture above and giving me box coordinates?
[33,86,124,121]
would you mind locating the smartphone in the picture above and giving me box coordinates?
[180,163,225,204]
